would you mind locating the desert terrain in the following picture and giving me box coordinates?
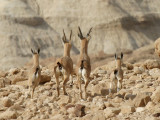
[1,43,160,120]
[0,0,160,120]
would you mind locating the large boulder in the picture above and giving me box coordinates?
[121,105,135,114]
[104,107,121,118]
[0,70,7,78]
[66,104,85,117]
[8,68,28,84]
[1,97,13,107]
[143,60,160,69]
[91,82,108,96]
[0,110,17,119]
[133,92,151,107]
[57,95,71,107]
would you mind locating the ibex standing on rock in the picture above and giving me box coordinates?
[109,53,123,94]
[54,30,73,96]
[28,48,41,99]
[76,27,92,100]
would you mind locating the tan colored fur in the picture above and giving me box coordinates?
[54,30,73,96]
[76,27,92,100]
[109,53,123,94]
[63,37,74,86]
[28,49,41,99]
[63,42,71,57]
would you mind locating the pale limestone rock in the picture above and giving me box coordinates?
[57,95,71,107]
[145,116,159,120]
[149,68,160,78]
[121,105,135,114]
[0,110,17,119]
[118,89,128,98]
[133,93,151,107]
[0,70,7,77]
[97,69,107,75]
[10,104,23,111]
[125,93,136,100]
[40,73,51,83]
[134,67,143,74]
[129,75,140,81]
[135,83,144,89]
[143,60,160,69]
[113,96,123,103]
[104,102,114,107]
[151,86,160,103]
[92,111,106,120]
[91,82,108,96]
[125,63,134,70]
[136,107,145,112]
[9,68,20,75]
[104,107,121,118]
[2,97,13,107]
[11,76,26,84]
[67,104,85,117]
[146,102,155,110]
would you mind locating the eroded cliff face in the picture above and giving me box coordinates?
[29,0,160,53]
[1,0,160,69]
[0,0,61,69]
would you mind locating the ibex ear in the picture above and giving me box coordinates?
[86,35,91,42]
[61,37,65,46]
[78,33,82,40]
[62,29,66,46]
[78,26,84,40]
[121,52,123,59]
[31,49,34,54]
[86,27,92,41]
[69,30,72,43]
[38,48,40,54]
[115,53,117,60]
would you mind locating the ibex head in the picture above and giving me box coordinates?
[31,48,40,64]
[78,26,92,42]
[115,52,123,68]
[61,30,72,56]
[31,48,40,55]
[62,29,72,45]
[115,52,123,60]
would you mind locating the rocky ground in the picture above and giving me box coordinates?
[0,50,160,120]
[1,0,160,70]
[1,0,160,119]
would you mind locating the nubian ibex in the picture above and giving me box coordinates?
[28,48,41,99]
[109,53,124,94]
[76,27,92,100]
[54,30,73,96]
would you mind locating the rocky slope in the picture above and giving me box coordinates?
[0,44,160,119]
[1,0,160,70]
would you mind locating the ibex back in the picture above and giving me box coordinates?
[28,48,41,99]
[76,27,92,100]
[54,30,73,96]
